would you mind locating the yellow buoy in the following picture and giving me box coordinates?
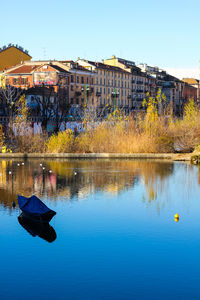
[174,213,179,222]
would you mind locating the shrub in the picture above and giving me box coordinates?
[46,129,74,153]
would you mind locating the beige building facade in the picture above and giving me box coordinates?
[77,59,134,112]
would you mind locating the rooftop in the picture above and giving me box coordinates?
[6,65,38,74]
[0,44,31,57]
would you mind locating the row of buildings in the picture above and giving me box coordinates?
[0,44,199,118]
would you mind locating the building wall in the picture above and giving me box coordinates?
[68,69,94,107]
[77,59,135,111]
[183,84,197,102]
[0,46,31,71]
[103,57,149,110]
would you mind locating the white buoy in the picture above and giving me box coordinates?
[74,172,77,175]
[17,163,20,166]
[49,170,52,173]
[43,167,45,170]
[9,171,12,175]
[21,162,24,165]
[40,163,43,166]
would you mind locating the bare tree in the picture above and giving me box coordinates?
[0,85,22,117]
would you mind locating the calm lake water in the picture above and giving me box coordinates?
[0,159,200,299]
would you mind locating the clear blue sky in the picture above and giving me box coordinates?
[1,0,200,73]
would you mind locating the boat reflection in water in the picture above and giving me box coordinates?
[18,214,57,243]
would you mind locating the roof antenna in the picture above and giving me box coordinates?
[42,47,46,60]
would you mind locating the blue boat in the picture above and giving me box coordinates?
[18,195,56,223]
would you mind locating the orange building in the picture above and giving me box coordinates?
[0,44,31,71]
[182,78,199,102]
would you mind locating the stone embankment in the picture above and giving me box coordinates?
[0,153,193,161]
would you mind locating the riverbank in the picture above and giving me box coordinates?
[0,152,192,161]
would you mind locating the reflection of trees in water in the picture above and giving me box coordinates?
[139,162,174,212]
[0,159,174,210]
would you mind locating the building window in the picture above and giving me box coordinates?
[21,78,27,85]
[77,76,79,83]
[13,78,17,85]
[81,77,84,84]
[71,85,74,91]
[81,98,84,104]
[76,98,79,104]
[71,98,73,104]
[104,88,105,94]
[71,75,74,83]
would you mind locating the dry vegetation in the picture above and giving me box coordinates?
[2,91,200,153]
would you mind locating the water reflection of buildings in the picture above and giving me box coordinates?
[0,159,174,210]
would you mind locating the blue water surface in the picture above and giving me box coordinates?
[0,159,200,300]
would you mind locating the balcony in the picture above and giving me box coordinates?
[111,91,119,98]
[96,91,102,97]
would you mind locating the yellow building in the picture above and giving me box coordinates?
[103,56,150,110]
[0,44,31,71]
[77,59,132,113]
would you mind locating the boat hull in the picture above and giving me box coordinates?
[21,210,56,223]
